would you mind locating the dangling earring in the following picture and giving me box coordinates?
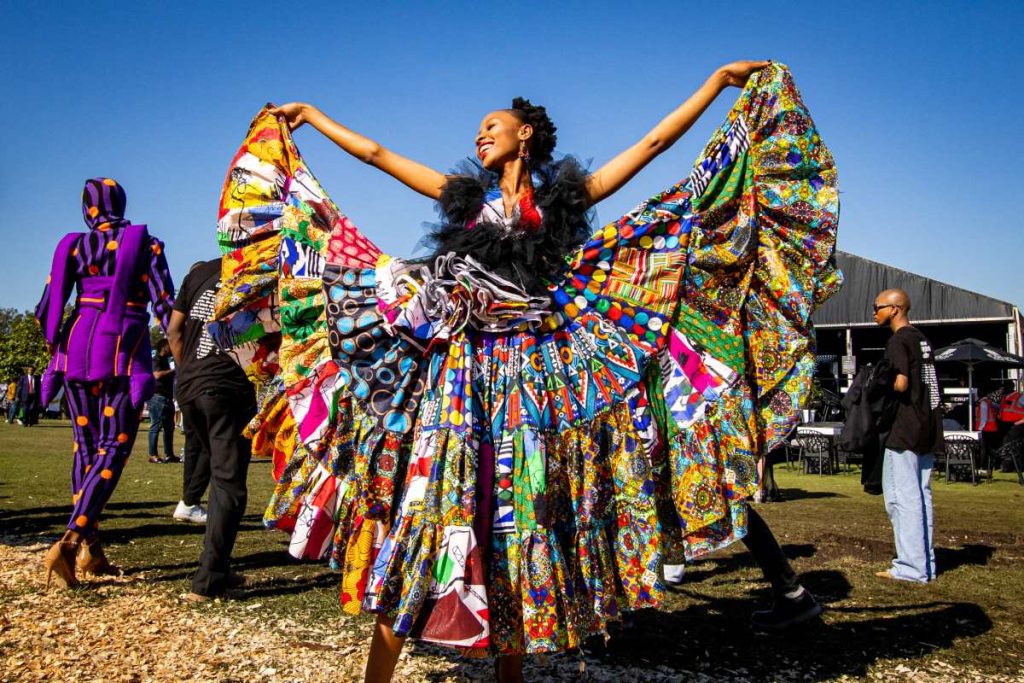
[518,140,530,164]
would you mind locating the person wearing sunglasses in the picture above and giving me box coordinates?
[872,289,944,583]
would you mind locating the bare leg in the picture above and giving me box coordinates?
[755,457,766,502]
[364,614,406,683]
[496,654,524,683]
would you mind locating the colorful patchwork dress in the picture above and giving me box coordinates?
[210,63,841,654]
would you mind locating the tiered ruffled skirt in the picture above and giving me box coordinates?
[209,64,841,654]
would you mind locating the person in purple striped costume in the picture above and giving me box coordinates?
[35,178,175,588]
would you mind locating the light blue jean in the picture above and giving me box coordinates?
[882,448,936,582]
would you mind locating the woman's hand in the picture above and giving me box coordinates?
[714,60,772,89]
[269,102,313,131]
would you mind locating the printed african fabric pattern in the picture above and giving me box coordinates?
[549,64,842,555]
[209,63,840,656]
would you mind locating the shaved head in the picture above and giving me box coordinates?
[876,288,911,313]
[873,288,912,330]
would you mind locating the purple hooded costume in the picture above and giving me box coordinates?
[35,178,175,534]
[36,178,175,407]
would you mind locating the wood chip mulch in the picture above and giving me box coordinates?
[1,542,1019,682]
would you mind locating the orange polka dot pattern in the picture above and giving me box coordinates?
[64,378,139,534]
[34,178,176,536]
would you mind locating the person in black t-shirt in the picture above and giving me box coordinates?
[167,259,256,600]
[148,340,177,463]
[873,288,942,583]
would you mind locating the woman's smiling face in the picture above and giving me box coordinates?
[475,110,531,170]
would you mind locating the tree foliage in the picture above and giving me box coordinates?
[0,308,51,380]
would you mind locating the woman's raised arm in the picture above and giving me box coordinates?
[584,61,769,206]
[270,103,448,200]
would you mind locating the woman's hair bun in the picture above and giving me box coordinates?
[510,97,557,165]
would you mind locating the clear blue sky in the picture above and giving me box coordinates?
[1,1,1021,311]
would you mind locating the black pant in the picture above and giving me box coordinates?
[20,398,39,426]
[742,505,799,599]
[180,407,211,506]
[181,387,256,596]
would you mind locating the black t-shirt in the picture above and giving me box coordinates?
[172,259,252,405]
[884,325,945,454]
[153,353,175,398]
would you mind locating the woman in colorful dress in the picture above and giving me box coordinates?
[35,178,175,588]
[211,61,840,682]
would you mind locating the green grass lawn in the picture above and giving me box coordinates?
[1,420,1023,680]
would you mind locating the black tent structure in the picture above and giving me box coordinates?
[812,252,1022,395]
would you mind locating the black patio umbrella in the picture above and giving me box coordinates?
[933,338,1024,430]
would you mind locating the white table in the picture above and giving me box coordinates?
[797,424,979,441]
[792,423,844,473]
[796,422,844,437]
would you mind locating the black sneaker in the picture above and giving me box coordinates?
[751,590,823,631]
[226,571,248,589]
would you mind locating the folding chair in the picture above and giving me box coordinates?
[942,434,979,484]
[996,438,1024,486]
[835,445,857,472]
[796,431,833,476]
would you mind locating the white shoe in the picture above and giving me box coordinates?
[173,501,207,524]
[663,563,686,585]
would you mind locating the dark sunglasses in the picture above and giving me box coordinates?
[872,304,899,313]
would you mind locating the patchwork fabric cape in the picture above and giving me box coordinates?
[210,63,841,655]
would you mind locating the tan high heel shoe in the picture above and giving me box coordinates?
[44,541,80,589]
[76,538,121,576]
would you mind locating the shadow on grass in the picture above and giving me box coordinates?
[424,569,991,682]
[681,543,817,585]
[132,550,342,596]
[231,549,318,572]
[127,547,326,585]
[100,522,265,545]
[774,488,847,501]
[937,543,995,573]
[0,510,81,537]
[0,519,249,543]
[0,500,186,538]
[0,515,265,547]
[237,572,339,599]
[0,500,171,518]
